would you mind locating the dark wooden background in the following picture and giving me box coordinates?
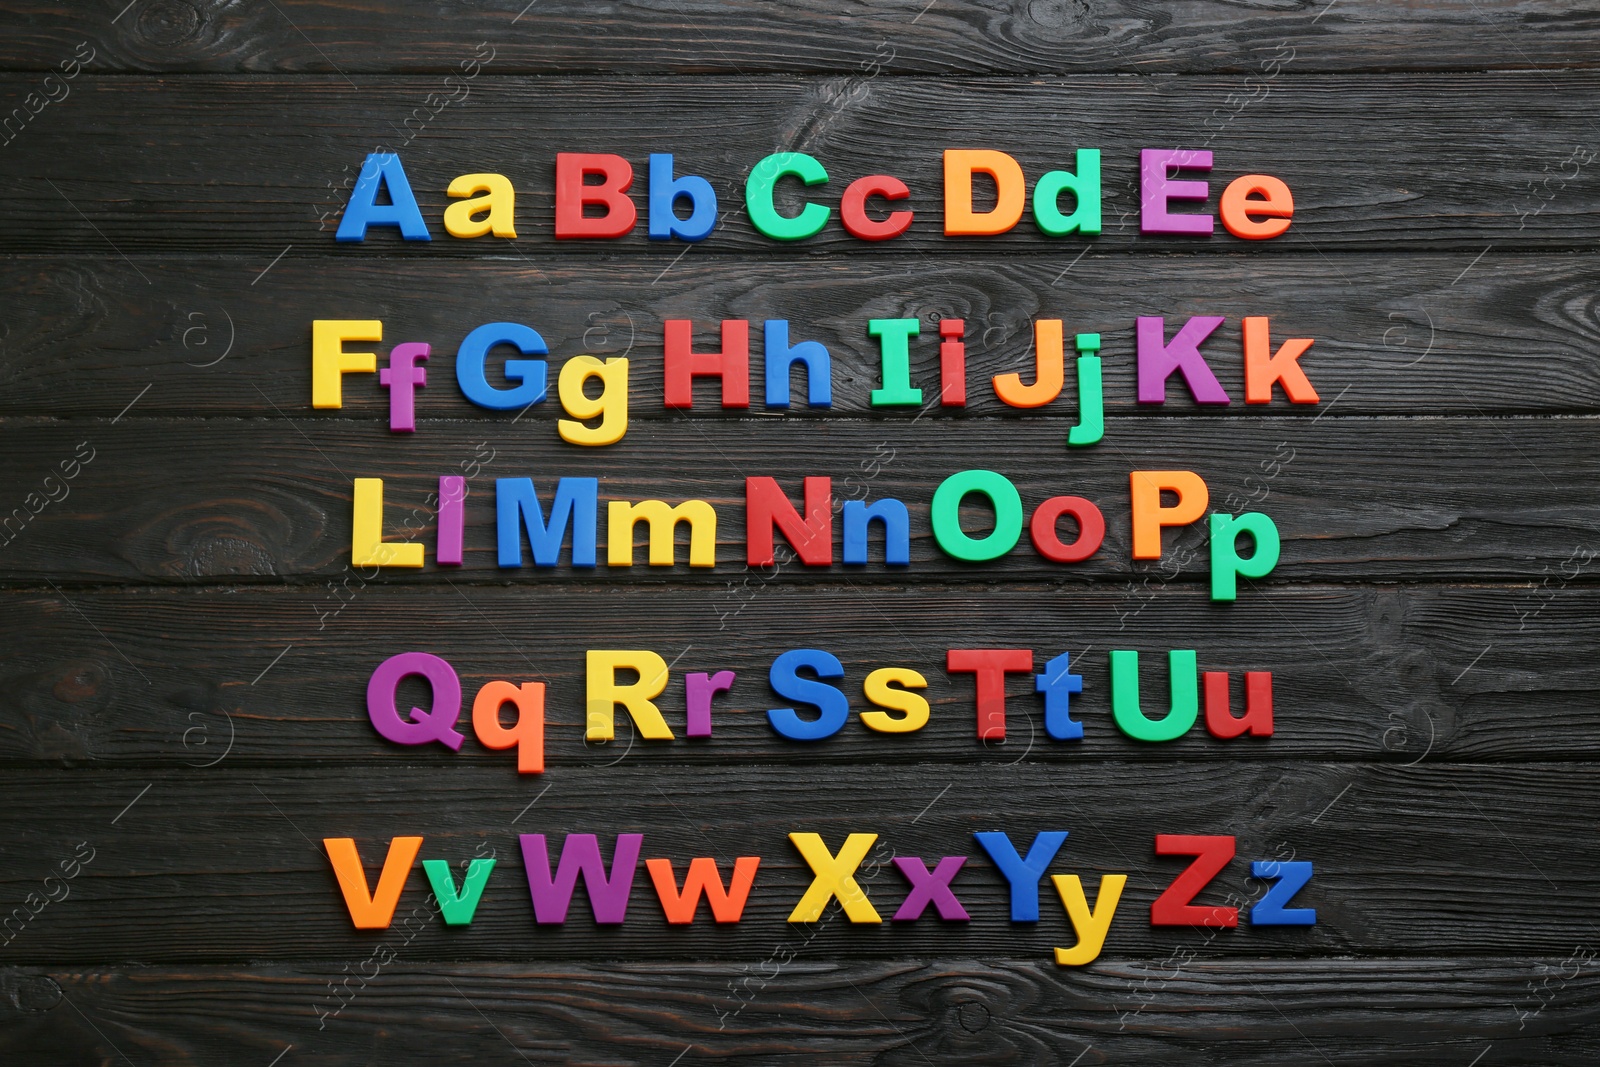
[2,2,1599,1063]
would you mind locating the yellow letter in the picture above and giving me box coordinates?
[312,319,382,408]
[1050,873,1127,965]
[788,832,881,923]
[607,500,717,567]
[558,355,629,446]
[860,667,929,733]
[444,172,518,238]
[586,649,673,741]
[351,478,424,567]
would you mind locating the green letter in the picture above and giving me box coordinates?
[1210,511,1281,601]
[422,858,496,925]
[1109,650,1197,742]
[746,152,830,241]
[931,469,1023,561]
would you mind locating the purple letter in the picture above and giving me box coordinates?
[1137,316,1230,404]
[1140,149,1214,235]
[685,670,736,738]
[366,651,465,750]
[892,856,970,921]
[520,833,643,924]
[437,475,465,566]
[379,342,430,432]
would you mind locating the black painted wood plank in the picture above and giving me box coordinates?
[0,582,1584,766]
[0,74,1597,255]
[1,252,1590,419]
[2,958,1595,1065]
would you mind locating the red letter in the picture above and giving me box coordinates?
[1204,672,1273,738]
[840,174,913,241]
[746,476,832,566]
[947,649,1033,741]
[554,153,637,239]
[939,318,967,407]
[663,319,749,408]
[1151,834,1237,927]
[646,856,760,923]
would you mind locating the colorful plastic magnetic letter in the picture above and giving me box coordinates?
[993,319,1065,408]
[336,153,432,242]
[1249,860,1316,925]
[311,320,381,408]
[1032,149,1103,236]
[1151,834,1238,927]
[943,149,1026,236]
[763,320,832,408]
[842,498,911,565]
[553,153,637,239]
[520,833,643,924]
[787,832,882,923]
[891,857,969,920]
[495,477,599,567]
[868,318,923,406]
[325,836,424,929]
[557,355,630,446]
[1242,317,1319,404]
[860,667,930,733]
[746,476,833,566]
[607,500,718,567]
[1136,316,1229,405]
[1204,671,1274,738]
[939,318,967,406]
[1139,148,1214,236]
[664,319,750,408]
[840,174,913,241]
[1128,469,1209,560]
[1030,496,1105,564]
[648,153,717,242]
[1220,174,1294,240]
[352,478,426,568]
[1034,652,1084,740]
[685,670,736,738]
[931,470,1024,562]
[646,856,760,923]
[974,830,1068,922]
[422,858,496,925]
[1109,649,1199,743]
[472,680,545,773]
[1068,333,1104,446]
[745,152,830,241]
[1209,511,1281,600]
[366,651,465,749]
[379,342,428,433]
[455,322,548,410]
[948,649,1033,741]
[767,648,849,741]
[586,649,674,741]
[436,475,465,566]
[444,172,518,238]
[1051,873,1126,965]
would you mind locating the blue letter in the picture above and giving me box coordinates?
[1250,861,1316,925]
[842,498,910,565]
[1035,652,1084,740]
[767,648,849,740]
[457,323,548,410]
[648,153,717,242]
[336,153,432,242]
[496,478,597,567]
[974,830,1068,921]
[763,320,832,408]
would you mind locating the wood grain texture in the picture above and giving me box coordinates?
[0,762,1595,962]
[1,74,1598,256]
[2,253,1595,419]
[2,958,1596,1065]
[0,416,1594,584]
[5,1,1599,74]
[0,582,1586,766]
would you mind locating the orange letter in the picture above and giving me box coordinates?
[992,319,1065,408]
[1129,470,1208,560]
[472,680,545,773]
[324,836,423,929]
[944,149,1025,236]
[1242,317,1318,404]
[646,856,761,923]
[1220,174,1293,240]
